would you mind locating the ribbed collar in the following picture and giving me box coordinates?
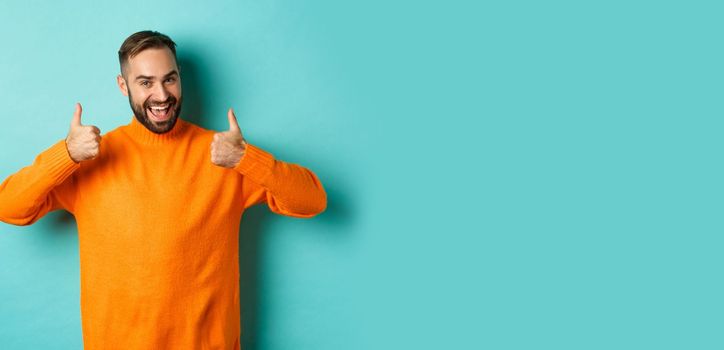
[124,115,189,145]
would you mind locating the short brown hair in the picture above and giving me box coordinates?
[118,30,177,77]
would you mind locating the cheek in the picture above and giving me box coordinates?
[133,92,150,105]
[172,87,182,99]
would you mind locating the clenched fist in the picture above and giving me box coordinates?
[65,103,101,163]
[211,108,247,168]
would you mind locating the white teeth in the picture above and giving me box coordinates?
[148,106,169,119]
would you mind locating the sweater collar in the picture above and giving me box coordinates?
[125,115,188,145]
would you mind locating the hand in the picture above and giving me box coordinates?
[211,108,247,168]
[65,103,101,163]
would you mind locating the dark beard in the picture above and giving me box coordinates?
[128,90,182,134]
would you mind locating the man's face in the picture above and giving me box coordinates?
[117,47,183,134]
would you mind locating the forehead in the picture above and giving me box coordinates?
[126,47,178,78]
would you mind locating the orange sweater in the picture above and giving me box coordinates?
[0,116,327,349]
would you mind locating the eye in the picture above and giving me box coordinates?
[164,77,177,83]
[140,80,151,87]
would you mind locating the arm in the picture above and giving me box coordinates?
[0,103,100,226]
[210,108,326,218]
[235,143,327,218]
[0,139,80,226]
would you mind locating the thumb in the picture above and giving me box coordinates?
[227,108,240,133]
[71,102,83,127]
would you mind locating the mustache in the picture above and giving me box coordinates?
[145,97,177,108]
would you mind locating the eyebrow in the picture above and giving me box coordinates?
[134,70,179,81]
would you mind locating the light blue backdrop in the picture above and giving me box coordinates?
[0,0,722,349]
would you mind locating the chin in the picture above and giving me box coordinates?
[150,116,178,133]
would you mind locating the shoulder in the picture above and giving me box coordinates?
[180,119,215,137]
[179,119,218,147]
[100,123,127,141]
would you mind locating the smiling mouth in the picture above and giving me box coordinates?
[147,103,173,122]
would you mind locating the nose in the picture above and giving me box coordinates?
[152,82,169,102]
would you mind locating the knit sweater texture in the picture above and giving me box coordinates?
[0,116,327,349]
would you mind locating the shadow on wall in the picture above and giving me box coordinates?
[238,183,351,350]
[177,53,210,130]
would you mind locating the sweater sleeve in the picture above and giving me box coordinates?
[234,143,327,218]
[0,139,80,226]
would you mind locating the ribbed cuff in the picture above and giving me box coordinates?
[42,139,81,184]
[233,143,275,186]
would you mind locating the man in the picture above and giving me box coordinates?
[0,30,327,349]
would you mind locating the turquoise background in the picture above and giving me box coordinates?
[0,0,721,349]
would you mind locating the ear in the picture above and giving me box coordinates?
[117,74,128,96]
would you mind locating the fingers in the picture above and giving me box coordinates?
[227,108,240,133]
[71,102,83,127]
[65,102,102,163]
[70,103,101,134]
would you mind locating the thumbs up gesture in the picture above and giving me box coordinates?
[211,108,248,168]
[65,103,101,163]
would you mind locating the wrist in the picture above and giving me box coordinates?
[64,138,80,164]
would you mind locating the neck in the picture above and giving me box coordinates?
[126,115,188,145]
